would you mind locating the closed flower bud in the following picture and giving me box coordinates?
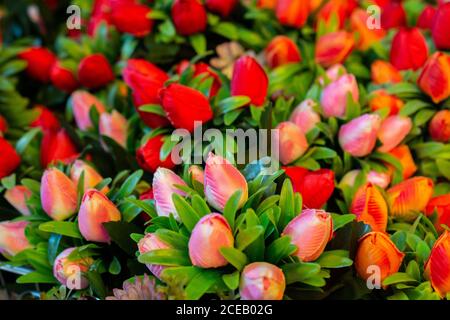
[231,56,268,107]
[50,61,79,93]
[78,54,114,89]
[369,90,404,116]
[355,232,404,283]
[317,0,357,29]
[18,47,56,83]
[264,36,302,69]
[425,194,450,232]
[351,183,388,232]
[204,153,248,212]
[387,177,434,221]
[0,221,31,257]
[4,185,32,216]
[188,213,234,268]
[71,90,106,131]
[289,99,320,134]
[432,3,450,50]
[377,115,412,152]
[257,0,276,9]
[338,114,381,157]
[152,168,188,219]
[315,31,354,68]
[159,83,213,133]
[387,145,417,179]
[40,128,78,167]
[53,247,93,290]
[425,231,450,298]
[78,189,121,243]
[99,110,128,148]
[283,209,333,262]
[417,5,436,29]
[171,0,207,36]
[138,233,171,279]
[70,160,108,193]
[390,28,428,71]
[340,169,391,189]
[380,1,406,29]
[206,0,238,17]
[177,62,222,98]
[136,135,175,173]
[351,8,385,50]
[111,3,152,37]
[276,0,309,28]
[0,137,20,179]
[418,52,450,104]
[188,165,204,184]
[240,262,285,300]
[30,105,60,131]
[41,167,78,221]
[318,64,347,85]
[429,110,450,143]
[275,121,308,165]
[371,60,402,85]
[321,74,359,118]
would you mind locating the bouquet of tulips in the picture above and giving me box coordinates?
[0,0,449,301]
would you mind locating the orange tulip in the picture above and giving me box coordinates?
[425,194,450,232]
[371,60,402,85]
[387,145,417,179]
[369,90,404,116]
[276,0,310,28]
[429,110,450,143]
[315,31,355,68]
[264,36,302,69]
[350,183,388,232]
[417,52,450,104]
[351,8,385,50]
[425,231,450,298]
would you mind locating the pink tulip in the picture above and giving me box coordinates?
[99,110,128,148]
[377,115,412,152]
[4,185,32,216]
[152,168,188,219]
[321,74,359,118]
[70,160,109,193]
[340,169,391,189]
[289,99,321,133]
[188,165,204,184]
[275,121,309,165]
[318,64,347,85]
[188,213,234,268]
[239,262,286,300]
[53,247,93,290]
[338,114,381,157]
[0,221,31,257]
[71,90,106,130]
[204,153,248,212]
[282,209,333,262]
[41,167,78,221]
[138,233,171,279]
[78,189,121,243]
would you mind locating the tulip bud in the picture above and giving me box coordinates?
[380,2,406,29]
[78,189,121,243]
[152,168,188,219]
[377,115,412,153]
[188,165,204,184]
[205,0,238,17]
[41,167,78,221]
[78,54,114,89]
[282,209,333,262]
[0,115,7,136]
[289,99,320,134]
[350,8,385,50]
[318,64,347,85]
[355,232,404,283]
[275,122,309,165]
[159,83,213,133]
[417,5,436,29]
[71,90,106,131]
[257,0,276,9]
[369,90,404,116]
[171,0,207,36]
[425,231,450,298]
[4,185,32,216]
[231,56,268,107]
[387,145,417,179]
[321,74,359,118]
[315,31,355,68]
[188,213,234,268]
[30,105,60,131]
[110,3,152,37]
[429,110,450,143]
[40,128,78,167]
[18,47,56,83]
[204,153,248,212]
[53,247,93,290]
[0,221,31,257]
[264,36,302,69]
[138,233,171,279]
[240,262,286,300]
[387,177,434,221]
[338,114,381,157]
[390,27,428,71]
[417,52,450,104]
[371,60,402,85]
[276,0,310,28]
[425,194,450,232]
[432,3,450,50]
[0,137,20,179]
[340,169,391,189]
[317,0,357,29]
[283,167,335,209]
[99,110,128,148]
[136,135,176,173]
[351,183,388,232]
[50,61,79,93]
[70,160,108,193]
[177,62,222,98]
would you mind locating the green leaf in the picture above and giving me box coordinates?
[172,193,200,232]
[310,147,337,160]
[111,170,143,201]
[382,272,418,286]
[103,221,143,256]
[189,34,207,55]
[125,197,157,218]
[436,159,450,180]
[316,250,353,268]
[406,260,420,281]
[138,249,191,266]
[15,127,41,155]
[139,104,166,117]
[191,195,211,217]
[16,271,57,284]
[399,100,430,116]
[331,214,356,231]
[86,271,107,299]
[1,174,15,189]
[155,229,189,249]
[39,221,82,239]
[223,190,243,231]
[217,96,251,115]
[236,226,264,251]
[220,247,248,270]
[185,270,221,300]
[282,262,321,284]
[266,235,296,264]
[109,256,121,275]
[222,271,240,291]
[279,179,295,229]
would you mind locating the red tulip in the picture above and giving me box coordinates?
[205,0,238,17]
[78,54,114,89]
[432,3,450,50]
[417,5,436,29]
[390,28,428,71]
[428,110,450,143]
[18,47,56,83]
[381,1,406,29]
[264,36,302,69]
[50,61,79,93]
[171,0,207,36]
[110,3,152,37]
[159,83,213,132]
[136,135,176,173]
[30,105,60,131]
[317,0,357,30]
[177,61,222,98]
[40,128,78,167]
[417,52,450,104]
[231,56,268,107]
[283,166,335,209]
[315,31,355,68]
[0,137,20,179]
[276,0,310,28]
[426,194,450,232]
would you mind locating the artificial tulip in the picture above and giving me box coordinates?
[78,54,114,89]
[283,209,333,262]
[71,90,106,131]
[138,233,171,279]
[4,185,32,216]
[432,3,450,50]
[321,74,359,118]
[340,169,391,189]
[350,183,388,232]
[426,194,450,232]
[99,110,128,148]
[152,168,188,219]
[18,47,56,83]
[377,115,412,152]
[417,52,450,104]
[0,221,31,257]
[78,189,121,243]
[0,137,20,179]
[136,135,176,173]
[110,3,152,37]
[388,145,417,179]
[428,110,450,143]
[371,60,402,85]
[338,114,381,157]
[240,262,286,300]
[380,1,406,29]
[41,167,78,221]
[424,231,450,298]
[350,8,385,50]
[275,0,309,28]
[70,160,108,193]
[315,31,354,68]
[171,0,207,36]
[30,105,60,131]
[369,90,404,115]
[205,0,238,17]
[390,28,428,71]
[264,36,302,69]
[188,213,234,268]
[289,99,321,134]
[53,247,93,290]
[417,5,436,29]
[40,128,78,167]
[275,121,309,165]
[50,61,79,93]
